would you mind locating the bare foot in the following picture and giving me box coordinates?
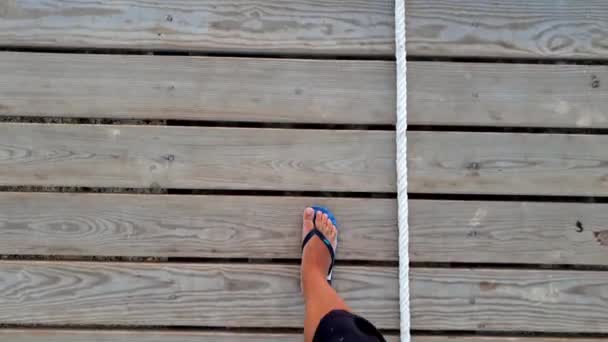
[301,207,338,283]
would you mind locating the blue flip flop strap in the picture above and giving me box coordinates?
[301,228,335,278]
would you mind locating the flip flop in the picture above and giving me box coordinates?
[302,205,338,284]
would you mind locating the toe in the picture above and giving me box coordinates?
[302,207,314,235]
[318,218,328,235]
[321,217,337,249]
[327,223,336,239]
[325,218,334,235]
[315,210,324,229]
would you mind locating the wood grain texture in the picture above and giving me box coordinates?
[0,330,315,342]
[409,132,608,196]
[409,62,608,128]
[410,200,608,265]
[0,261,399,329]
[1,262,607,332]
[4,124,608,196]
[2,1,608,58]
[0,329,399,342]
[3,193,608,265]
[0,123,395,191]
[0,52,394,124]
[4,331,605,342]
[411,268,608,333]
[416,339,608,342]
[3,52,608,127]
[0,0,393,56]
[407,0,608,59]
[0,192,397,261]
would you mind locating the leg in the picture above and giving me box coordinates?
[301,208,351,342]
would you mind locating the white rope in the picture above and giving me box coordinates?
[394,0,410,341]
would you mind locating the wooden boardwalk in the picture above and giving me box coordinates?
[1,0,607,341]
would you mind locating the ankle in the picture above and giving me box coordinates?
[302,242,330,273]
[302,266,327,295]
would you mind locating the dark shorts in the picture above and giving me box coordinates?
[313,310,386,342]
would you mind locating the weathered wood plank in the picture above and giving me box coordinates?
[0,193,397,261]
[4,331,605,342]
[0,329,399,342]
[0,330,311,342]
[416,339,608,342]
[2,1,608,58]
[409,132,608,196]
[0,261,399,329]
[3,193,608,265]
[1,262,607,332]
[0,52,394,124]
[407,0,608,59]
[0,0,393,56]
[0,123,395,191]
[3,52,608,127]
[410,200,608,265]
[412,268,608,332]
[3,124,608,196]
[409,62,608,128]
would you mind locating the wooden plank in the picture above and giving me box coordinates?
[409,62,608,128]
[2,1,608,58]
[408,131,608,196]
[0,329,397,342]
[0,261,399,329]
[407,0,608,59]
[3,124,608,196]
[3,193,608,265]
[410,200,608,265]
[3,52,608,127]
[0,52,394,124]
[0,123,395,191]
[0,330,312,342]
[3,331,605,342]
[411,268,608,333]
[417,339,608,342]
[1,262,607,332]
[0,0,393,56]
[0,193,397,261]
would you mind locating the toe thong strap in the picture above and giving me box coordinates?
[302,229,336,279]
